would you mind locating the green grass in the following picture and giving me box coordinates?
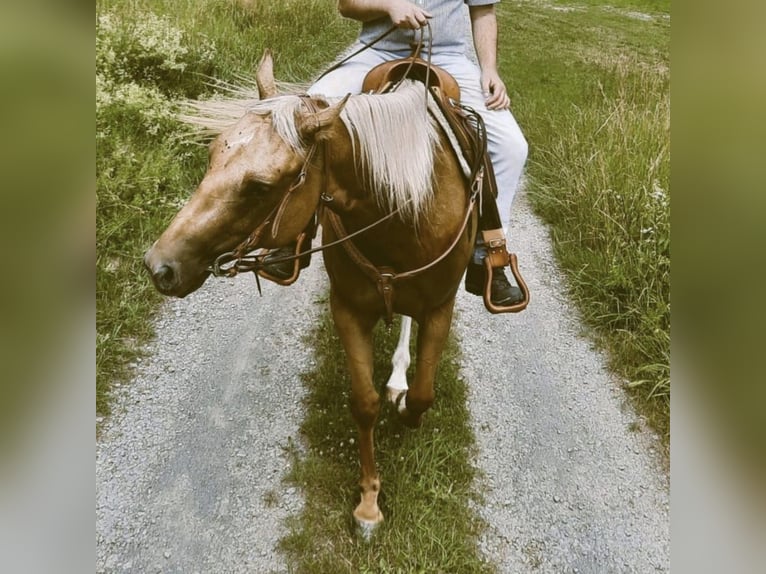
[281,314,492,574]
[499,1,670,438]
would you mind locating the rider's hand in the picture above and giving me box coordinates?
[388,0,432,30]
[481,69,511,111]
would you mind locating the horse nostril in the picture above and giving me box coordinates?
[154,264,176,289]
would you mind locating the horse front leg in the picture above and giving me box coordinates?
[399,299,456,428]
[329,291,383,537]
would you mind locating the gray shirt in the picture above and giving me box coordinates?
[358,0,498,54]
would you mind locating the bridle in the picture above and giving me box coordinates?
[207,24,487,322]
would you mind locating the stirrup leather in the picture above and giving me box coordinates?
[481,229,530,314]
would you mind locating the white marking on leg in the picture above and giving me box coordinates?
[386,315,412,409]
[355,517,380,541]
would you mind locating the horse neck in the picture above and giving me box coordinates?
[324,128,470,251]
[322,127,380,217]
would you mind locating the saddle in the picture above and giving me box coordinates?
[363,56,461,102]
[361,57,530,314]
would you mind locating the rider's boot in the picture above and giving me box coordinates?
[464,262,523,305]
[464,228,523,305]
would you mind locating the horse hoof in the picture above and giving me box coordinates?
[355,518,379,541]
[400,410,424,429]
[389,391,423,427]
[353,509,383,541]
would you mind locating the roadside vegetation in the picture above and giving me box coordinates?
[96,0,669,569]
[501,0,670,439]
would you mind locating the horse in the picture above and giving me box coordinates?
[144,52,479,536]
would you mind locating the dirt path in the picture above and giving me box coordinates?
[455,193,668,572]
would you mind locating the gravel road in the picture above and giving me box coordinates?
[96,192,668,574]
[96,269,323,574]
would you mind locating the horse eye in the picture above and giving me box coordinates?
[244,180,271,195]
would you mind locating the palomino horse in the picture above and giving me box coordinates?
[144,53,478,535]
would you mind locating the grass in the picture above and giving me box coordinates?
[499,1,671,439]
[281,314,492,574]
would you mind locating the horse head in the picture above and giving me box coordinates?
[144,52,347,297]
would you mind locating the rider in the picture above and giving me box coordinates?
[264,0,528,305]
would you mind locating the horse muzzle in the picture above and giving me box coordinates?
[143,247,208,298]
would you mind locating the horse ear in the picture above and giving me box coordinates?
[256,49,277,99]
[300,94,351,140]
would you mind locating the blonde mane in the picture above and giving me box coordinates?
[337,82,440,222]
[179,83,309,156]
[181,81,441,222]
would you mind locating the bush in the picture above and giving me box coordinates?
[96,7,212,414]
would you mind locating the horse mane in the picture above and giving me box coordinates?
[180,80,440,223]
[339,82,440,223]
[178,80,309,156]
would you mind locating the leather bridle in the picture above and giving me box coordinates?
[208,89,483,322]
[208,26,488,321]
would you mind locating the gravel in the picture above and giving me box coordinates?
[96,267,325,574]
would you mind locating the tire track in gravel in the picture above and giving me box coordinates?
[96,265,326,574]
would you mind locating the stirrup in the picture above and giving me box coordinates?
[255,232,308,286]
[480,229,530,314]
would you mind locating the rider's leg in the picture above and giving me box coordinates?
[432,53,528,304]
[431,53,528,231]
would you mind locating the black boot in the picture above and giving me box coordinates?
[260,243,310,280]
[464,262,485,296]
[464,263,523,305]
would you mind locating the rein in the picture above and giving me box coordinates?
[210,197,412,278]
[319,21,435,112]
[208,96,414,279]
[324,171,482,325]
[209,25,488,322]
[316,22,432,85]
